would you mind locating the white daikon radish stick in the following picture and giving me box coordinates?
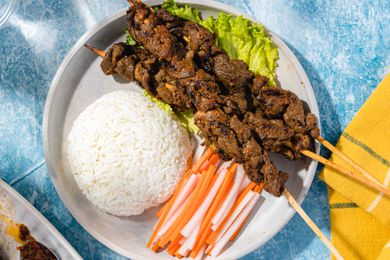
[178,222,201,256]
[211,170,245,229]
[213,190,255,240]
[167,174,199,220]
[193,145,206,164]
[181,167,228,237]
[179,237,186,245]
[210,193,260,257]
[157,194,192,238]
[238,171,251,194]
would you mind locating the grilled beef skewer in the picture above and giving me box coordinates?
[96,1,320,196]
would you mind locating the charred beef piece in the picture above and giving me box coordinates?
[100,42,131,75]
[245,111,294,148]
[230,115,252,145]
[213,53,253,90]
[261,155,289,197]
[194,110,242,161]
[221,92,248,115]
[155,68,193,110]
[185,70,222,112]
[156,9,183,29]
[306,113,320,138]
[183,21,215,53]
[166,51,196,79]
[127,1,185,61]
[101,43,158,85]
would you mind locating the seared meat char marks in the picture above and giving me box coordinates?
[99,1,320,196]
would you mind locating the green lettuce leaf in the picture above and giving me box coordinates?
[125,30,136,46]
[162,0,201,23]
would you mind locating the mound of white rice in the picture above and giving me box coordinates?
[66,88,192,216]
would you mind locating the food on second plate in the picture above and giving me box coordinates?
[0,191,56,260]
[66,88,192,216]
[96,0,319,196]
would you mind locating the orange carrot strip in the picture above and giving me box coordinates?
[253,182,265,193]
[167,242,181,256]
[190,223,213,258]
[192,147,214,173]
[175,252,184,259]
[147,170,191,247]
[230,215,248,241]
[169,166,216,243]
[191,164,238,255]
[229,184,264,242]
[206,182,256,245]
[207,154,220,167]
[159,169,210,247]
[151,241,160,252]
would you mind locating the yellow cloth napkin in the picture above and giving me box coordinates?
[319,73,390,259]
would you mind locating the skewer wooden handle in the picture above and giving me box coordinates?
[316,136,385,188]
[301,150,390,197]
[284,189,344,260]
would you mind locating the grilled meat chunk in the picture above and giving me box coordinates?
[213,53,253,90]
[127,1,185,61]
[183,21,215,53]
[186,70,222,112]
[194,110,242,161]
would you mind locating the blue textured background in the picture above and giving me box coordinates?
[0,0,389,259]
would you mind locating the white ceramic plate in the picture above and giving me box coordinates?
[42,0,320,259]
[0,179,82,259]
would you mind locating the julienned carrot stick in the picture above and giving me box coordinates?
[178,222,201,256]
[191,164,238,256]
[192,147,214,173]
[167,242,181,256]
[210,193,260,256]
[206,182,256,245]
[190,222,213,258]
[230,215,248,241]
[155,168,191,217]
[151,240,160,252]
[253,182,264,193]
[158,173,206,247]
[166,175,199,221]
[160,166,215,247]
[147,171,192,247]
[211,169,245,229]
[157,193,191,239]
[181,165,226,238]
[213,191,255,243]
[207,154,220,167]
[229,184,264,242]
[169,166,216,243]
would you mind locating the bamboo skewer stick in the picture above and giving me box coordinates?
[284,189,344,260]
[84,44,105,57]
[301,150,390,197]
[316,136,385,187]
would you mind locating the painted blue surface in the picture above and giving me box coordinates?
[0,0,388,259]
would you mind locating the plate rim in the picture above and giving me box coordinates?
[42,0,321,259]
[0,179,82,259]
